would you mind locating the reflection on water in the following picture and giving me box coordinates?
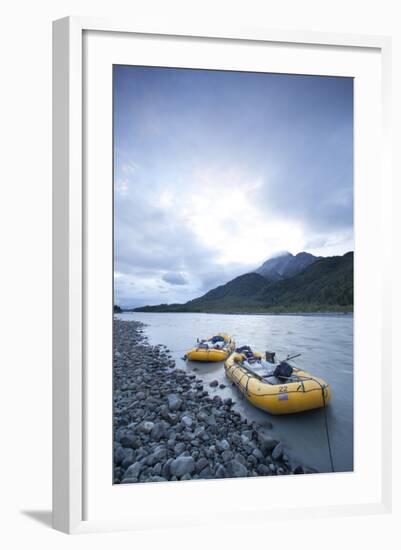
[116,312,353,473]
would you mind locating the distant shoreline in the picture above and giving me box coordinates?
[118,310,353,317]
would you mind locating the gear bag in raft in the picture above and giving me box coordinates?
[273,361,293,380]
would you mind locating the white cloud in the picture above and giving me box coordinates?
[115,179,129,196]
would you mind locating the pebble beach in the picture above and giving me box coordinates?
[113,319,314,483]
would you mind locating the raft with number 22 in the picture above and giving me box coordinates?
[224,351,331,415]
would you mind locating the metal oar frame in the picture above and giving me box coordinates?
[234,352,318,391]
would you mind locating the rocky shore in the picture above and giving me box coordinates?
[113,319,311,483]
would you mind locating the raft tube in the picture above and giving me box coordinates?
[224,351,331,415]
[186,333,235,362]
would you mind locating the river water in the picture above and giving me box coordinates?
[116,312,353,473]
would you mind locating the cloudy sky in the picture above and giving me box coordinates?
[114,66,353,308]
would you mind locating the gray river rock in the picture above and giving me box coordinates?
[113,319,301,484]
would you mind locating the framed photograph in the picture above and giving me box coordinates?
[53,17,392,534]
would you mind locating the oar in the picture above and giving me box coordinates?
[284,353,301,362]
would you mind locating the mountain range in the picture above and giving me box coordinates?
[132,251,354,314]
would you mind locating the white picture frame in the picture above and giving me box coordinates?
[52,16,392,534]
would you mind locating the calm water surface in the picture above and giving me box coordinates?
[116,312,353,473]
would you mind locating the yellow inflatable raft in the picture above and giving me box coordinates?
[186,333,235,362]
[225,351,330,415]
